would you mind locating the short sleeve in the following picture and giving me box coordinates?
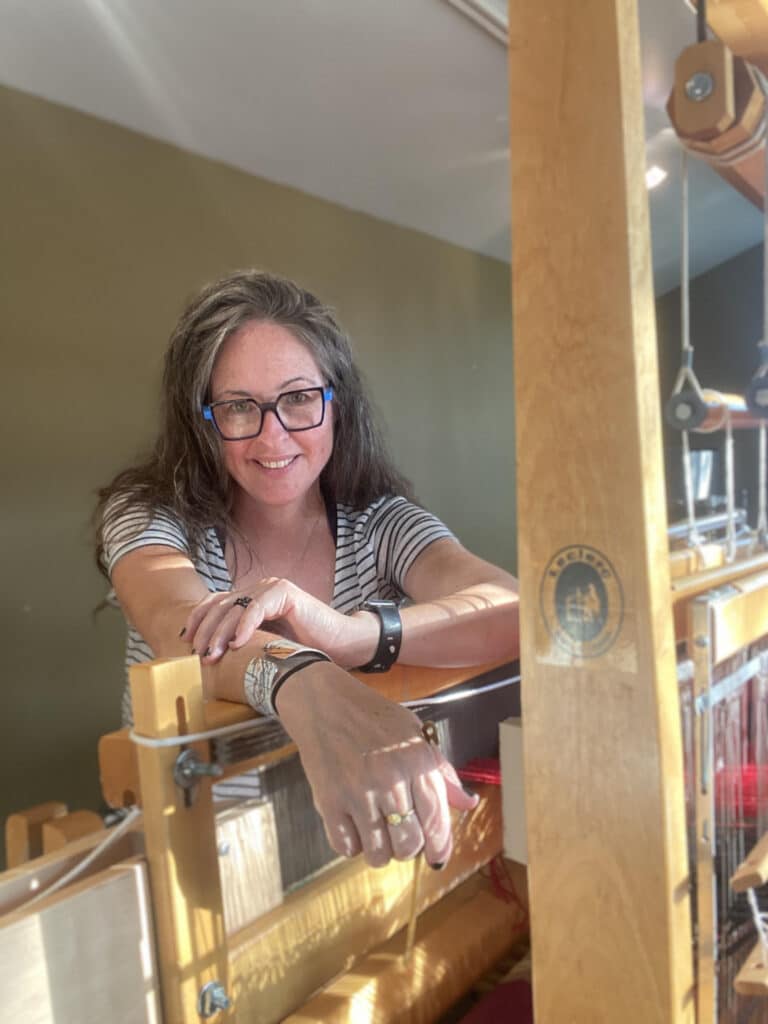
[367,497,455,591]
[101,498,191,577]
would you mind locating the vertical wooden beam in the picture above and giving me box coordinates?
[131,656,230,1022]
[508,2,695,1022]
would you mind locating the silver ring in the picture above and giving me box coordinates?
[385,808,417,828]
[233,596,252,609]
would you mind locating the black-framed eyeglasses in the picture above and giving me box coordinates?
[202,386,334,440]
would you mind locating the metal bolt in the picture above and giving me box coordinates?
[217,840,231,857]
[173,748,223,790]
[676,402,693,421]
[694,635,709,648]
[198,981,231,1018]
[685,71,715,102]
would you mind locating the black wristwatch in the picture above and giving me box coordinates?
[358,599,402,673]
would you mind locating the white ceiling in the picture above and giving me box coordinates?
[0,0,763,295]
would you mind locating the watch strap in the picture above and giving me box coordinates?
[358,600,402,673]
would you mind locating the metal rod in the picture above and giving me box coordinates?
[667,508,748,541]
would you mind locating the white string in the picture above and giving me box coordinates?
[20,806,143,911]
[678,147,704,551]
[725,411,737,562]
[129,716,267,749]
[691,117,767,167]
[747,887,768,953]
[681,147,691,359]
[401,673,520,708]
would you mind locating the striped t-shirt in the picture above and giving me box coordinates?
[103,495,454,726]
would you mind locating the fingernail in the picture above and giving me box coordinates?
[179,627,186,638]
[191,647,197,655]
[463,786,478,799]
[203,647,211,657]
[429,861,445,871]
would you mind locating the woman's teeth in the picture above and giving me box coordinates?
[258,457,294,469]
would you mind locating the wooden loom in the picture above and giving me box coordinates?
[7,0,768,1021]
[509,0,768,1022]
[0,661,526,1023]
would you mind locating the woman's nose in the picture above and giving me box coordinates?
[258,406,290,440]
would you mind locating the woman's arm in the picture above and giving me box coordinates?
[374,537,519,668]
[110,545,477,867]
[188,537,519,671]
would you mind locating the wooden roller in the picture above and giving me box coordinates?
[666,388,764,432]
[667,38,766,211]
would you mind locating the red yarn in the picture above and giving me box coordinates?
[458,757,502,785]
[456,980,533,1023]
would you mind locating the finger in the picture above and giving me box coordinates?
[351,794,394,869]
[435,749,480,812]
[183,591,226,640]
[230,584,293,647]
[412,766,453,868]
[208,602,267,658]
[380,786,425,862]
[204,604,257,662]
[188,598,236,657]
[322,811,363,859]
[229,603,270,649]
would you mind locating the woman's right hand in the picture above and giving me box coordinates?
[272,660,478,868]
[182,580,378,668]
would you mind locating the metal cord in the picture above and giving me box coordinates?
[697,0,707,43]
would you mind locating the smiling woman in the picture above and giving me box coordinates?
[94,268,520,870]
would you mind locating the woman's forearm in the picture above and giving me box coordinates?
[339,582,520,671]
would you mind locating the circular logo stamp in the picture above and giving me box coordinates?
[540,545,624,658]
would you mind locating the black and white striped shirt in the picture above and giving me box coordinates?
[103,495,454,727]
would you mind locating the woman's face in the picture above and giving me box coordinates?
[209,320,334,512]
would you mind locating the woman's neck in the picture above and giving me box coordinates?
[231,485,326,537]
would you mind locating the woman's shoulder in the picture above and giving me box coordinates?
[336,494,414,529]
[100,494,204,575]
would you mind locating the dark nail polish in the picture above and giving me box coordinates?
[179,627,186,638]
[191,647,197,655]
[430,861,445,871]
[463,786,478,799]
[204,647,211,657]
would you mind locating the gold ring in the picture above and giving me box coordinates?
[385,809,417,827]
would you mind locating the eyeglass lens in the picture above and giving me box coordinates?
[213,388,325,438]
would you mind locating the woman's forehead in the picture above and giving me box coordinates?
[211,320,323,392]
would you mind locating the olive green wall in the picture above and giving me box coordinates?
[0,84,515,855]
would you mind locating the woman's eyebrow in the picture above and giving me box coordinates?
[214,376,318,399]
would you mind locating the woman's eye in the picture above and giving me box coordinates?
[284,390,312,405]
[228,400,254,416]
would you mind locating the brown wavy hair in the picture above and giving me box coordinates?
[95,269,413,573]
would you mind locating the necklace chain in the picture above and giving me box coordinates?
[248,513,322,582]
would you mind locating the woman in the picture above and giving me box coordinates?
[96,269,519,870]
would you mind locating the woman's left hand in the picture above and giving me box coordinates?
[183,579,374,667]
[273,661,480,868]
